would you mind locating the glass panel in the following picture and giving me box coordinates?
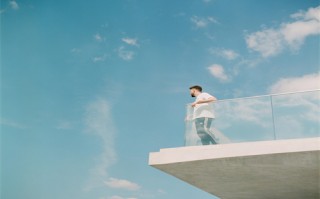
[185,105,199,146]
[214,96,275,143]
[185,90,320,146]
[185,96,275,146]
[272,90,320,139]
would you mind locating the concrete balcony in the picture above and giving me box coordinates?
[149,138,320,199]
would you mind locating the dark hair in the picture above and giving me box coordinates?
[189,85,202,92]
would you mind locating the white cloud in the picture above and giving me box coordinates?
[191,16,218,28]
[93,54,108,62]
[206,89,319,142]
[220,98,272,126]
[268,91,319,139]
[291,7,319,21]
[9,0,19,10]
[245,28,284,57]
[210,48,239,60]
[2,0,20,13]
[122,38,139,46]
[84,99,117,191]
[118,46,134,61]
[281,19,320,50]
[271,91,319,121]
[269,73,320,94]
[207,64,230,82]
[273,116,305,139]
[245,6,320,57]
[207,17,217,23]
[268,74,319,135]
[94,33,105,42]
[104,178,140,191]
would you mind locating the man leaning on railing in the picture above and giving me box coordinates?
[189,85,218,145]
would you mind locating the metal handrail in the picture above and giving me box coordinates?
[186,89,320,106]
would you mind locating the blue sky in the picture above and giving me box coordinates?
[1,0,319,199]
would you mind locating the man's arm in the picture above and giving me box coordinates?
[191,96,216,107]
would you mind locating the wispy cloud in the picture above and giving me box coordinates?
[268,74,320,137]
[1,0,19,13]
[237,57,263,68]
[118,37,139,60]
[204,32,215,40]
[246,28,283,57]
[266,91,319,139]
[71,48,81,53]
[93,54,108,62]
[282,6,320,50]
[214,97,273,129]
[157,189,166,194]
[84,98,117,191]
[245,6,320,57]
[207,64,230,82]
[212,89,319,142]
[0,118,26,129]
[210,48,239,60]
[104,178,141,191]
[122,38,139,47]
[191,16,218,28]
[94,33,105,42]
[268,73,320,94]
[56,120,73,130]
[9,0,19,10]
[118,46,134,61]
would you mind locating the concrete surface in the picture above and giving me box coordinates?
[149,138,320,199]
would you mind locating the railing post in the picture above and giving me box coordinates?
[270,96,277,140]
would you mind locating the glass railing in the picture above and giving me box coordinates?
[185,90,320,146]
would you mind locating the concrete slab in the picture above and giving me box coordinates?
[149,138,320,199]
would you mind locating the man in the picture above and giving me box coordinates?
[189,85,217,145]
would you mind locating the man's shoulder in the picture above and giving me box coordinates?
[199,92,213,98]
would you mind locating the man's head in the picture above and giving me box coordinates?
[189,85,202,97]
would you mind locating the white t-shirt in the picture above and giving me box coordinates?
[193,92,215,119]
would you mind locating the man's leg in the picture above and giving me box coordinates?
[195,118,210,145]
[204,118,217,144]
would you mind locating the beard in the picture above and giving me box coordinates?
[191,93,195,97]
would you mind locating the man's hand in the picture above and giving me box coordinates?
[191,102,198,107]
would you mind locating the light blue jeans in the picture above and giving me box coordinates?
[195,117,217,145]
